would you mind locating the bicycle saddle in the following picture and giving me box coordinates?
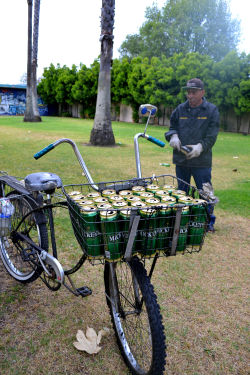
[24,172,62,192]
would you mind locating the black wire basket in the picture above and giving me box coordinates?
[62,175,210,262]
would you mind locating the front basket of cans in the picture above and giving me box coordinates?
[62,175,211,262]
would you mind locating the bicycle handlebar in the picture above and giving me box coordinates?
[34,143,55,159]
[134,133,165,178]
[144,135,165,148]
[33,138,98,190]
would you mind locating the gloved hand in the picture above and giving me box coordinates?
[186,143,203,159]
[169,134,181,151]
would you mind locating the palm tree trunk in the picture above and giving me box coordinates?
[90,0,115,145]
[31,0,41,121]
[24,0,41,122]
[24,0,34,122]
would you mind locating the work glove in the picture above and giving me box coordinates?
[169,134,181,151]
[186,143,203,159]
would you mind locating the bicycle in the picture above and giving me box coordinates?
[0,104,213,375]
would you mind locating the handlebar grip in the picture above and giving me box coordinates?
[33,143,55,159]
[146,135,165,148]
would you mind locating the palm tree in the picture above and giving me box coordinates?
[24,0,41,122]
[90,0,115,145]
[31,0,41,120]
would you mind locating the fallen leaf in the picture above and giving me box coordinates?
[73,326,109,354]
[97,327,110,345]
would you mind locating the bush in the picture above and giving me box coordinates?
[61,111,71,117]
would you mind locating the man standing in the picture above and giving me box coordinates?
[165,78,219,231]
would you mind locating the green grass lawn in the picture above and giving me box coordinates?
[0,116,249,217]
[0,116,249,375]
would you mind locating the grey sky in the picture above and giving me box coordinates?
[0,0,249,84]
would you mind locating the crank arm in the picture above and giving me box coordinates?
[13,232,64,284]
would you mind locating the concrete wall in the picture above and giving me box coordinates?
[119,104,133,122]
[238,112,250,134]
[71,103,83,118]
[222,109,250,134]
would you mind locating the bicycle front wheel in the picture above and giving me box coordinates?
[0,193,48,283]
[104,257,166,375]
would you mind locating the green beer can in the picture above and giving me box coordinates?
[131,201,147,209]
[155,203,173,250]
[102,189,116,198]
[138,207,157,257]
[126,195,142,205]
[172,190,186,201]
[68,191,85,218]
[109,195,125,204]
[145,197,161,206]
[69,194,87,216]
[87,191,101,199]
[178,196,193,206]
[119,190,133,200]
[100,210,121,261]
[162,184,175,194]
[68,191,83,198]
[131,186,145,195]
[146,184,160,194]
[97,203,112,210]
[119,208,137,256]
[71,195,86,204]
[79,205,102,258]
[139,192,154,201]
[78,199,94,207]
[173,205,189,251]
[93,196,109,205]
[155,190,170,200]
[130,200,147,254]
[112,201,128,210]
[188,199,207,247]
[161,196,176,205]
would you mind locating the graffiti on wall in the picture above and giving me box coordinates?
[0,88,48,116]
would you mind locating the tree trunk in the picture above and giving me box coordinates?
[90,0,115,145]
[31,0,41,121]
[24,0,41,122]
[24,0,34,122]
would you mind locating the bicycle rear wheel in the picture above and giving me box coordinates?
[0,193,48,283]
[104,257,166,375]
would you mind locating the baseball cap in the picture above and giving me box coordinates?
[182,78,204,90]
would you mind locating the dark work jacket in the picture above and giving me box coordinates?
[165,99,220,167]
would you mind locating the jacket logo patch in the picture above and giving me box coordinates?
[197,117,207,119]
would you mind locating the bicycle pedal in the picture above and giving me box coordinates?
[76,286,92,298]
[22,248,37,261]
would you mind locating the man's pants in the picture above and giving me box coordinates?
[175,165,216,230]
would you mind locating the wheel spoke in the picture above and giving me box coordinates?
[104,258,166,375]
[0,194,48,283]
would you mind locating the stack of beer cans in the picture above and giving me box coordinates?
[67,182,208,261]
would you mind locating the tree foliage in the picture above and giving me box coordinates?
[72,61,99,118]
[119,0,240,61]
[38,51,250,119]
